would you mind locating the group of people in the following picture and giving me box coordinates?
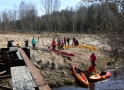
[64,37,79,47]
[72,37,79,47]
[7,39,29,48]
[7,36,119,78]
[52,38,64,50]
[7,37,37,50]
[51,37,79,50]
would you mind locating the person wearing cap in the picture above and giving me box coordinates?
[7,40,14,47]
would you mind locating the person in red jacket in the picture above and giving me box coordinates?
[87,64,96,74]
[63,37,66,46]
[52,39,56,50]
[89,53,97,65]
[84,63,96,78]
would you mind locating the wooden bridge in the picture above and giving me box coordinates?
[0,47,51,90]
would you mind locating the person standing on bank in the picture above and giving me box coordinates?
[60,39,64,50]
[84,63,97,78]
[7,40,14,47]
[87,64,96,74]
[75,39,79,47]
[63,37,66,46]
[89,53,97,65]
[32,37,36,50]
[72,37,75,46]
[25,39,29,47]
[52,39,56,50]
[57,38,61,50]
[67,37,70,46]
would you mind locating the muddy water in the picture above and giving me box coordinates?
[52,67,124,90]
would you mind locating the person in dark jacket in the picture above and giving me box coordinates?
[7,40,14,47]
[67,37,70,46]
[72,37,75,46]
[75,40,79,46]
[25,39,29,47]
[63,37,66,46]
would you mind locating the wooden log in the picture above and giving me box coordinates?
[18,48,51,90]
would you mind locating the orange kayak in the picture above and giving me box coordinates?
[72,64,89,87]
[89,71,111,80]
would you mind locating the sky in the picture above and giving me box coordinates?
[0,0,80,15]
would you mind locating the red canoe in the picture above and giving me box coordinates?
[72,64,89,87]
[89,71,111,81]
[48,47,75,57]
[59,51,75,57]
[48,47,60,53]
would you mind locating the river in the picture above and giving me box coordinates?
[52,67,124,90]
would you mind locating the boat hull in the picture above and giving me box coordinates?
[89,71,111,81]
[48,47,75,57]
[72,64,89,87]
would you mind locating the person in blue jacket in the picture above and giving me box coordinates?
[32,37,36,50]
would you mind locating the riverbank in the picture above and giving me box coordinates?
[0,32,123,88]
[28,33,123,87]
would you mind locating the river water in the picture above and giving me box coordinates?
[52,67,124,90]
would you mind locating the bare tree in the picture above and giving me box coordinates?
[0,12,2,30]
[12,5,17,30]
[41,0,60,32]
[19,1,26,30]
[18,1,38,31]
[2,10,9,30]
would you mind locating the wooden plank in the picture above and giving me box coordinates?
[18,48,51,90]
[21,66,36,89]
[11,66,36,90]
[11,67,25,90]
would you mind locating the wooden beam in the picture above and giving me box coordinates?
[18,48,51,90]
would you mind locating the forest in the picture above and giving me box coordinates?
[0,0,123,48]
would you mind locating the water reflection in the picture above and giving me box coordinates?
[52,86,88,90]
[113,70,117,78]
[89,83,95,90]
